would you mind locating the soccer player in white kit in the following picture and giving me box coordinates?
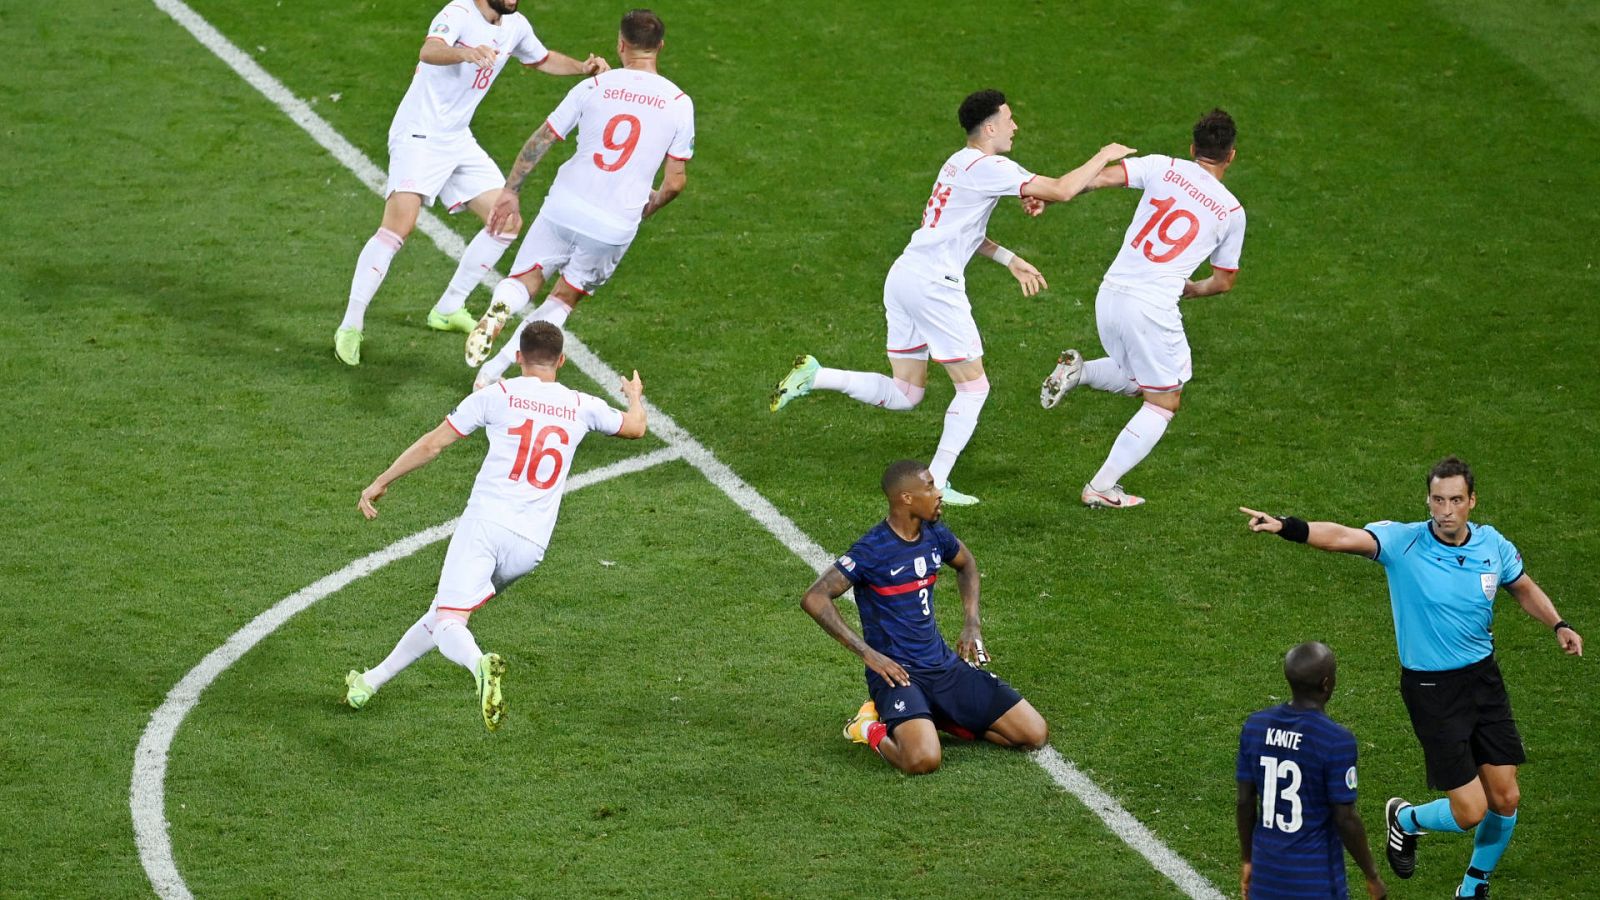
[344,321,647,731]
[769,90,1134,506]
[1039,109,1246,509]
[462,9,693,387]
[333,0,608,367]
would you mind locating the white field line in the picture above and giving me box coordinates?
[129,447,682,900]
[139,3,1225,899]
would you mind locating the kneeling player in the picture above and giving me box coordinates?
[800,459,1048,774]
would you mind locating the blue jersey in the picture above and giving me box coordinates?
[1236,705,1360,900]
[833,519,962,669]
[1363,520,1524,671]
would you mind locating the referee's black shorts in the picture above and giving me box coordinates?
[1399,654,1526,791]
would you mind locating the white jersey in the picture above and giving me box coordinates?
[895,147,1035,287]
[444,377,623,549]
[538,69,696,245]
[388,2,549,142]
[1102,155,1246,307]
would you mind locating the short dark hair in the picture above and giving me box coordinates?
[519,320,564,366]
[958,89,1007,135]
[620,9,665,50]
[1192,108,1236,162]
[1427,456,1475,495]
[881,459,928,498]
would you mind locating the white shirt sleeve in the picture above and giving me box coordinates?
[445,387,496,436]
[1210,207,1246,271]
[546,79,595,139]
[1121,155,1161,190]
[577,392,626,436]
[511,19,549,66]
[966,155,1035,197]
[668,96,695,161]
[424,2,473,46]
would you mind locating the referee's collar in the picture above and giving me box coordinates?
[1426,520,1473,548]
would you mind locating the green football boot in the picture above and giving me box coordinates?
[344,670,375,710]
[941,484,980,507]
[769,354,820,412]
[427,307,477,334]
[334,327,362,366]
[475,652,507,732]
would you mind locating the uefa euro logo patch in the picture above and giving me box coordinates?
[1345,766,1357,790]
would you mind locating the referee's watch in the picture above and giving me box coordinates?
[1554,620,1574,633]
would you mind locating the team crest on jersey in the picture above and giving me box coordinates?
[913,556,927,578]
[838,555,855,572]
[1480,573,1499,602]
[893,699,906,712]
[931,550,942,569]
[1345,766,1358,790]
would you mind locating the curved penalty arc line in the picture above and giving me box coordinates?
[129,448,681,900]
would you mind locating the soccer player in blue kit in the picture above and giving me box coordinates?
[800,459,1049,774]
[1242,457,1583,898]
[1237,642,1387,899]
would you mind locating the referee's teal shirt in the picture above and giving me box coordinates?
[1363,520,1524,671]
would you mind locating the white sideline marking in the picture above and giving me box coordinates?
[129,447,681,900]
[138,3,1223,898]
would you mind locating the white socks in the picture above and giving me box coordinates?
[434,228,515,315]
[432,616,483,673]
[491,278,534,318]
[341,228,405,330]
[812,368,923,410]
[1090,401,1174,491]
[486,298,574,376]
[364,612,436,691]
[929,376,989,486]
[1082,357,1140,396]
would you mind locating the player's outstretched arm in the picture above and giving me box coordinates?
[357,422,464,520]
[613,371,648,439]
[1182,267,1238,300]
[533,51,609,77]
[948,540,990,666]
[977,238,1046,297]
[801,568,911,687]
[1022,143,1137,203]
[1239,507,1377,556]
[642,159,688,220]
[1235,780,1256,899]
[1505,575,1583,656]
[420,40,497,69]
[1331,804,1388,899]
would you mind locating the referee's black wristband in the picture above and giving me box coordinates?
[1277,516,1310,544]
[1554,620,1573,633]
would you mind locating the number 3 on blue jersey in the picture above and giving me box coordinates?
[1259,755,1303,832]
[918,587,930,616]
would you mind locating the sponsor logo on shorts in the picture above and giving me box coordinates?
[1346,766,1358,790]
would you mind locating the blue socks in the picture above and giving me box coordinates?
[1461,810,1518,894]
[1405,798,1467,833]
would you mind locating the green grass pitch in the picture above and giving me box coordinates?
[2,0,1597,896]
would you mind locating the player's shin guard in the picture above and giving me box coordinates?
[1089,401,1172,492]
[1462,810,1516,894]
[365,612,437,691]
[1407,798,1468,833]
[1082,357,1140,396]
[435,228,514,315]
[812,369,923,410]
[432,616,483,673]
[929,376,989,486]
[341,228,405,330]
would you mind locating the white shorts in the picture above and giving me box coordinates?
[384,134,502,213]
[431,518,546,614]
[1095,282,1191,392]
[507,214,632,295]
[883,262,984,363]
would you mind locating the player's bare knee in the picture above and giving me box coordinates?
[1490,785,1520,816]
[1451,795,1488,830]
[1016,717,1048,751]
[899,746,942,776]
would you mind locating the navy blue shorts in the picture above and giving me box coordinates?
[866,658,1024,736]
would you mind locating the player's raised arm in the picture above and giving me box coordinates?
[419,39,497,69]
[531,50,609,76]
[1503,575,1583,656]
[1022,143,1137,203]
[1239,507,1379,557]
[358,421,465,519]
[613,370,649,439]
[801,567,911,687]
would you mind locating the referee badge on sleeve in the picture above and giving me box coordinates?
[1480,573,1498,602]
[1345,766,1358,790]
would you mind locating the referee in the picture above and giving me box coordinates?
[1240,457,1583,899]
